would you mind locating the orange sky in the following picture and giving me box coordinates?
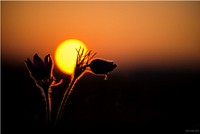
[2,2,200,70]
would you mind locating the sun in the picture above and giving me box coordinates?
[55,39,88,74]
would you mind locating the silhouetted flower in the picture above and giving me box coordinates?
[73,48,96,79]
[25,53,62,126]
[56,48,117,124]
[25,53,61,89]
[89,58,117,75]
[55,48,96,124]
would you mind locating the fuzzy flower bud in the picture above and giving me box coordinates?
[89,59,117,74]
[25,53,62,90]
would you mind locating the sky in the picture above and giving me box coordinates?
[2,1,200,71]
[2,2,200,133]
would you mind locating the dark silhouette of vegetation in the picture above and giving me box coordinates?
[24,48,117,128]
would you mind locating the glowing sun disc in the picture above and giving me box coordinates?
[55,39,88,74]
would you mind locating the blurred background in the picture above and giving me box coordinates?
[2,1,200,133]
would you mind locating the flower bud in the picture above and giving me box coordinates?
[89,59,117,74]
[25,53,61,89]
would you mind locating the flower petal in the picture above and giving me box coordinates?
[33,53,45,68]
[45,54,53,68]
[44,54,54,77]
[25,58,34,73]
[33,53,48,80]
[44,54,50,65]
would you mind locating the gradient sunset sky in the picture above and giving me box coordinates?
[2,1,200,71]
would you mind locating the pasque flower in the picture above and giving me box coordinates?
[25,53,60,89]
[25,51,117,127]
[25,53,62,126]
[56,48,96,124]
[56,48,117,124]
[73,48,96,79]
[89,58,117,74]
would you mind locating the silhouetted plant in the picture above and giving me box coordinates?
[55,48,96,124]
[89,58,117,80]
[25,54,62,127]
[25,49,117,128]
[55,48,117,124]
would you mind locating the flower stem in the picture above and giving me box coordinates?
[40,87,52,128]
[55,76,78,125]
[47,88,52,127]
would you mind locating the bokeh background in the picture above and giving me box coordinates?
[2,1,200,133]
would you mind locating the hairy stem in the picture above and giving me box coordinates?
[40,87,52,128]
[47,88,52,127]
[55,76,78,125]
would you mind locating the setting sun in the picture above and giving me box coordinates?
[55,39,88,74]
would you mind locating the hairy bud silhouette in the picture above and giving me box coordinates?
[89,59,117,74]
[25,54,61,89]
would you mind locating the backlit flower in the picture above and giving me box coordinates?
[89,58,117,74]
[73,48,96,79]
[25,54,61,89]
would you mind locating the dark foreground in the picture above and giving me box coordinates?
[2,63,200,134]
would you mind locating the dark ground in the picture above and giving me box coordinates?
[1,61,200,134]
